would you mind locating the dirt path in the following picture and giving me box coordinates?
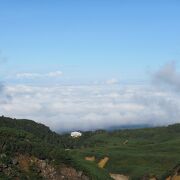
[110,173,129,180]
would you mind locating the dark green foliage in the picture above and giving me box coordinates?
[0,116,112,179]
[0,116,63,147]
[1,116,180,179]
[50,148,72,164]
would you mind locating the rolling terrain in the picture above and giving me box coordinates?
[0,116,180,179]
[65,125,180,179]
[0,116,110,180]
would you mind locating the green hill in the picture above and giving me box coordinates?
[0,116,180,179]
[0,116,111,180]
[65,124,180,179]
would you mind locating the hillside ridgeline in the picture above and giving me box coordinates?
[1,116,180,179]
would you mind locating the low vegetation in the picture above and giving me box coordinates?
[1,116,180,179]
[66,124,180,179]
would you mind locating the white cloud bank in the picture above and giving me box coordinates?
[15,71,63,79]
[153,61,180,91]
[105,78,119,85]
[1,62,180,132]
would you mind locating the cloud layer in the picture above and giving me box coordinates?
[1,62,180,132]
[15,71,63,79]
[0,83,180,132]
[153,62,180,91]
[0,83,11,104]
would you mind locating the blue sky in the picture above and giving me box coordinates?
[0,0,180,84]
[1,1,180,130]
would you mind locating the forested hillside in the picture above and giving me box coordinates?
[0,116,180,179]
[0,116,111,180]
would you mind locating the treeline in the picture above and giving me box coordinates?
[0,116,64,147]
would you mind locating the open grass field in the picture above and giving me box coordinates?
[68,124,180,179]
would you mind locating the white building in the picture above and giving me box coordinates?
[71,131,82,138]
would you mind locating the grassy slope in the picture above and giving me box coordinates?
[1,116,180,179]
[70,125,180,179]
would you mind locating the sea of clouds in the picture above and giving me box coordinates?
[1,62,180,132]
